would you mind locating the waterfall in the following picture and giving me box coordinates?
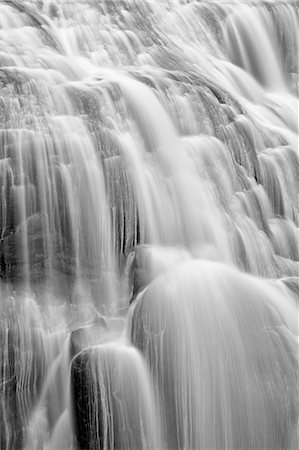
[0,1,298,449]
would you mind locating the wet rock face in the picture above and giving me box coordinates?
[1,0,63,51]
[0,301,47,449]
[69,320,107,359]
[128,245,154,304]
[280,277,299,304]
[71,343,161,450]
[0,213,46,281]
[0,213,76,282]
[71,350,96,450]
[128,244,192,304]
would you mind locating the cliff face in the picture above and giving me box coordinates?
[1,1,298,293]
[0,1,298,450]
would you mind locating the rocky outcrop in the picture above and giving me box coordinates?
[71,343,161,450]
[130,260,298,449]
[0,300,47,449]
[0,213,47,281]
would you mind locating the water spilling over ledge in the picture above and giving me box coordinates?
[0,0,298,449]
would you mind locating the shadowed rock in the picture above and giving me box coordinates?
[71,342,162,450]
[70,318,108,359]
[128,244,191,304]
[0,298,47,449]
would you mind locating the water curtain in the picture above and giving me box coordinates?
[0,1,298,449]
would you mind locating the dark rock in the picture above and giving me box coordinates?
[128,245,191,304]
[280,277,299,303]
[130,260,299,449]
[0,300,47,449]
[128,245,153,304]
[71,343,160,450]
[70,320,107,359]
[0,213,48,281]
[0,210,79,281]
[49,2,60,19]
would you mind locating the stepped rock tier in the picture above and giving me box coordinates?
[0,1,298,449]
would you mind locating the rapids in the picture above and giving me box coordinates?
[0,1,298,449]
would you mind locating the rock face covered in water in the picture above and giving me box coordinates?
[0,298,47,449]
[0,0,298,449]
[71,342,161,450]
[0,0,298,290]
[128,244,192,303]
[131,260,298,449]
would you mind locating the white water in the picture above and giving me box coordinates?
[0,1,298,449]
[131,259,298,449]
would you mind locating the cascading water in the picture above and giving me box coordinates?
[0,0,298,449]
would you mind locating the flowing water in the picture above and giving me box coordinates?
[0,0,298,449]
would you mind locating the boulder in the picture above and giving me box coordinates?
[130,260,298,449]
[69,319,107,359]
[71,342,161,450]
[128,244,191,304]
